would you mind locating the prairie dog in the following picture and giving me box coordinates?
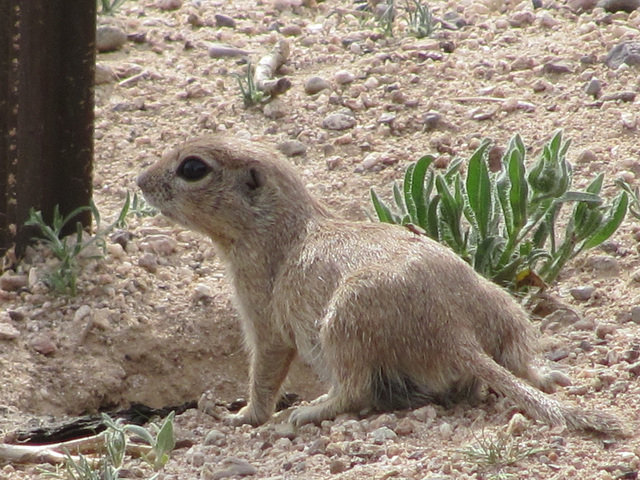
[137,135,625,435]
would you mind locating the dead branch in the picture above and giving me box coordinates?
[254,39,292,97]
[0,432,152,465]
[0,434,106,465]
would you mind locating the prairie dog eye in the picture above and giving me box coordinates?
[177,156,210,181]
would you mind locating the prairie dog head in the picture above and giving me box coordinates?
[137,135,322,248]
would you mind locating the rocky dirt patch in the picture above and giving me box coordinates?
[2,0,640,478]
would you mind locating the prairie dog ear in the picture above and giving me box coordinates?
[245,167,263,191]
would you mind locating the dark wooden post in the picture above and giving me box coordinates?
[0,0,96,257]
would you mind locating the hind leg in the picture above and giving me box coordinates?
[290,271,398,426]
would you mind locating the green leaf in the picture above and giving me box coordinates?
[392,182,406,216]
[411,155,434,228]
[466,142,492,239]
[586,173,604,195]
[474,236,503,276]
[155,411,176,455]
[125,425,155,446]
[426,195,441,240]
[403,163,417,220]
[444,157,464,180]
[555,191,602,206]
[507,147,528,232]
[370,189,395,223]
[548,130,562,158]
[435,175,464,252]
[582,192,628,250]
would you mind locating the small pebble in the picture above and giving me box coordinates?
[329,459,348,474]
[360,153,382,171]
[140,234,178,255]
[304,77,331,95]
[74,305,92,322]
[370,426,398,444]
[605,41,640,69]
[573,317,596,331]
[538,11,560,27]
[204,429,226,446]
[597,0,640,12]
[601,91,636,102]
[630,306,640,324]
[506,413,529,436]
[215,14,236,28]
[587,255,619,275]
[208,44,250,59]
[274,422,297,440]
[0,323,20,340]
[568,0,600,10]
[378,113,396,125]
[0,273,28,292]
[96,26,127,53]
[621,113,637,130]
[30,335,57,355]
[95,64,116,84]
[585,78,601,96]
[547,348,570,362]
[263,99,288,120]
[157,0,182,11]
[596,323,617,339]
[422,112,441,131]
[326,156,341,170]
[576,149,598,164]
[543,62,572,74]
[628,361,640,376]
[334,70,355,85]
[438,422,454,440]
[187,13,204,27]
[191,450,206,468]
[138,253,159,274]
[322,113,356,131]
[206,458,256,480]
[394,417,416,436]
[193,283,212,301]
[277,140,306,157]
[509,11,536,27]
[569,286,595,301]
[281,24,302,36]
[511,56,536,71]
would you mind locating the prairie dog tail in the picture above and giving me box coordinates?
[462,347,629,436]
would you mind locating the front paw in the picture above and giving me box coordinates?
[225,405,270,427]
[289,404,331,427]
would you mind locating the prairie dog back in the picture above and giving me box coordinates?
[137,135,626,436]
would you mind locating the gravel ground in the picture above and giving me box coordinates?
[2,0,640,478]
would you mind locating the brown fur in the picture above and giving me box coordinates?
[137,135,626,435]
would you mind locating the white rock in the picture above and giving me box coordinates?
[538,11,560,28]
[363,77,380,90]
[140,234,178,255]
[439,422,454,439]
[0,323,20,340]
[369,426,398,444]
[506,413,529,436]
[74,305,92,322]
[107,243,126,259]
[362,153,382,170]
[334,70,355,85]
[621,113,637,130]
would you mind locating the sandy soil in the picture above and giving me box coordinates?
[2,0,640,478]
